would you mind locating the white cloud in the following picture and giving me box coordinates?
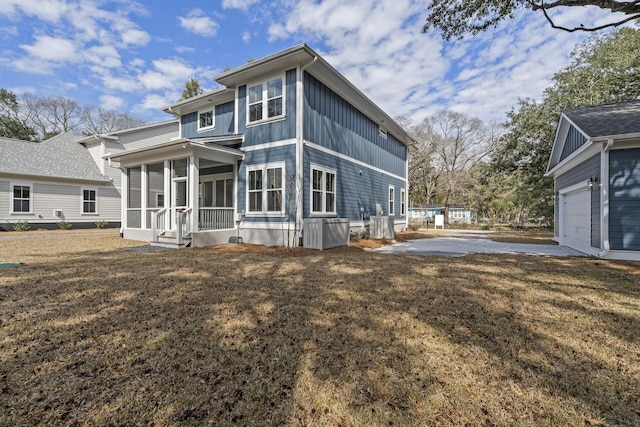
[138,93,174,110]
[242,31,251,43]
[20,35,77,62]
[178,9,219,37]
[100,94,125,110]
[176,46,196,54]
[85,45,121,68]
[121,28,151,46]
[222,0,260,11]
[0,0,70,23]
[138,58,195,90]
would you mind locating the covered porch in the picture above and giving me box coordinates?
[111,137,244,247]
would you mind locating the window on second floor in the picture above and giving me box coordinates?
[198,109,214,131]
[247,76,284,124]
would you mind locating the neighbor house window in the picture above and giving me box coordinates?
[246,163,284,214]
[247,76,284,124]
[311,165,336,215]
[389,186,395,216]
[11,184,31,213]
[198,109,214,131]
[400,189,406,216]
[82,188,97,214]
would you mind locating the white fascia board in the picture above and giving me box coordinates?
[545,138,597,177]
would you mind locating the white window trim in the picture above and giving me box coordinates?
[81,187,99,215]
[245,162,286,217]
[246,74,286,126]
[10,182,33,214]
[400,188,406,216]
[197,108,215,132]
[389,185,395,216]
[310,163,337,216]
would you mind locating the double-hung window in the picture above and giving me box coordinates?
[400,188,406,216]
[82,188,97,214]
[11,184,31,213]
[198,109,214,131]
[311,165,336,215]
[389,186,395,216]
[247,76,284,124]
[247,163,284,214]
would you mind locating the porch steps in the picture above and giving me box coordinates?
[150,231,192,249]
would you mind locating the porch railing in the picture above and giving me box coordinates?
[199,207,234,231]
[150,208,168,242]
[176,207,193,245]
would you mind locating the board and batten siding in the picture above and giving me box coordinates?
[559,125,588,163]
[237,145,297,223]
[303,146,406,221]
[609,147,640,251]
[556,153,601,249]
[237,69,297,146]
[303,71,406,178]
[181,101,235,138]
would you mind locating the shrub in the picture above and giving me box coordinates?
[12,221,30,232]
[56,221,72,230]
[95,220,108,229]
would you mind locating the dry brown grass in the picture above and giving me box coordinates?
[1,231,639,426]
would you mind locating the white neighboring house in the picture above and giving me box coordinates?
[0,120,179,231]
[0,133,118,231]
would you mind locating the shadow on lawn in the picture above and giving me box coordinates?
[0,248,639,425]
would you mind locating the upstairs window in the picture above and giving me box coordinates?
[12,184,31,213]
[311,165,336,215]
[247,76,284,124]
[198,109,214,131]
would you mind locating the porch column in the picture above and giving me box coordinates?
[164,160,171,230]
[141,164,148,229]
[121,168,128,230]
[189,156,199,234]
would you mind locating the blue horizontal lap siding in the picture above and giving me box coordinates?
[609,148,640,251]
[238,69,297,146]
[237,145,297,223]
[559,125,587,162]
[181,101,235,138]
[303,72,406,178]
[303,147,405,221]
[556,153,601,249]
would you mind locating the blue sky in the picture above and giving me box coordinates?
[0,0,626,125]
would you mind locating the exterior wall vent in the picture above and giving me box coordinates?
[378,127,388,139]
[53,210,63,218]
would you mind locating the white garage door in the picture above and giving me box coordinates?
[562,189,591,254]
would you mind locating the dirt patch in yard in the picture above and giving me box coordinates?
[1,232,639,426]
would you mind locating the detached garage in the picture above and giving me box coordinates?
[546,100,640,260]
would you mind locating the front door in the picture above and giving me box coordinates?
[171,159,189,229]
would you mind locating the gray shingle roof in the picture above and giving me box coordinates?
[564,100,640,138]
[0,133,107,182]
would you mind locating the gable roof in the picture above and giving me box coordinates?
[564,100,640,138]
[164,43,415,148]
[547,100,640,176]
[0,132,107,182]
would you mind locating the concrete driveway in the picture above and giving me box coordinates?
[374,230,586,257]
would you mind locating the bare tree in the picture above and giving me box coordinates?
[21,94,87,139]
[82,108,146,135]
[407,117,441,206]
[425,111,497,222]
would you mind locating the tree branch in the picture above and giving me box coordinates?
[529,0,640,32]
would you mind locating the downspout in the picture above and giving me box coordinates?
[296,55,318,246]
[598,138,614,258]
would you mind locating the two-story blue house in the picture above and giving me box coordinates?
[108,44,414,247]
